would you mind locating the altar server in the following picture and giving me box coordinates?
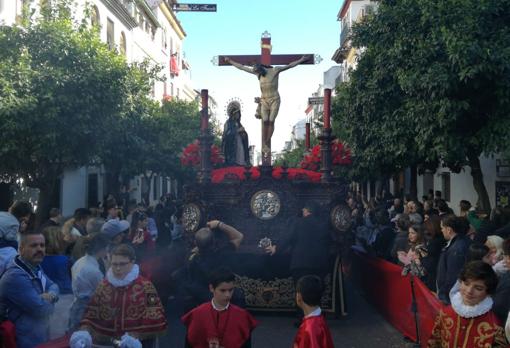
[182,268,257,348]
[292,275,335,348]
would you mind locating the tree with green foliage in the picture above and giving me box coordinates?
[136,99,202,204]
[0,1,158,224]
[333,0,510,211]
[274,138,319,168]
[97,59,162,202]
[156,99,202,179]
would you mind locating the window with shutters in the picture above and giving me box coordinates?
[107,18,114,50]
[441,172,451,202]
[90,5,100,28]
[120,31,126,56]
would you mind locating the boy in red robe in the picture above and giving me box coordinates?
[69,244,167,347]
[428,260,508,348]
[181,268,257,348]
[293,275,335,348]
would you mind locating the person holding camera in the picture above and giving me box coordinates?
[184,220,244,307]
[128,211,155,262]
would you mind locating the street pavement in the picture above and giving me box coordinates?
[160,279,416,348]
[50,280,415,347]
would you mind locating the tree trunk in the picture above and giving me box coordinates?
[467,151,491,213]
[410,164,418,200]
[35,183,56,228]
[142,173,154,206]
[105,168,121,203]
[0,182,13,211]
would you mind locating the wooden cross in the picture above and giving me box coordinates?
[218,32,316,166]
[218,32,315,67]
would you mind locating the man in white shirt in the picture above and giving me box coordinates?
[68,233,109,331]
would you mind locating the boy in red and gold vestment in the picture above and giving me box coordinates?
[181,268,257,348]
[428,260,508,348]
[69,244,167,348]
[293,275,335,348]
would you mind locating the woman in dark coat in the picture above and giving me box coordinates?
[421,215,445,290]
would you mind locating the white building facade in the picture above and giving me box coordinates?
[332,0,376,77]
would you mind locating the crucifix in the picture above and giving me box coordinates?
[217,31,318,166]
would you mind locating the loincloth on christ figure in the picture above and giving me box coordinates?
[255,95,280,122]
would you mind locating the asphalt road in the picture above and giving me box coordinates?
[160,279,416,348]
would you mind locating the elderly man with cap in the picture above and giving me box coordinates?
[100,219,130,271]
[0,201,32,274]
[0,220,19,276]
[101,219,130,246]
[266,201,331,284]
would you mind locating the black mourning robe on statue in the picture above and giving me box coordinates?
[222,117,250,166]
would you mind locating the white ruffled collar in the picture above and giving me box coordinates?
[106,264,139,288]
[211,299,230,312]
[451,291,493,318]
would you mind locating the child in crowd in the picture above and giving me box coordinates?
[181,268,257,348]
[428,261,508,347]
[70,244,166,348]
[293,275,334,348]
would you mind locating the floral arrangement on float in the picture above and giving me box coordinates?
[210,166,323,183]
[180,139,352,183]
[180,140,224,168]
[300,140,352,171]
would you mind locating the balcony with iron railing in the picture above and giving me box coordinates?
[339,22,351,48]
[332,21,351,63]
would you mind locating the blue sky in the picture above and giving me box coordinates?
[176,0,342,153]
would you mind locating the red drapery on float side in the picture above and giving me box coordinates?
[349,249,444,347]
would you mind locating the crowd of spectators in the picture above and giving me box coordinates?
[4,186,510,346]
[350,189,510,345]
[0,191,339,347]
[0,193,186,347]
[0,189,336,348]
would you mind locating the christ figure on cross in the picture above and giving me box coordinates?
[225,55,308,155]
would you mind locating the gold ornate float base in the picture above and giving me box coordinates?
[235,256,345,314]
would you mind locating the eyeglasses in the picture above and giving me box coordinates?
[111,261,131,268]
